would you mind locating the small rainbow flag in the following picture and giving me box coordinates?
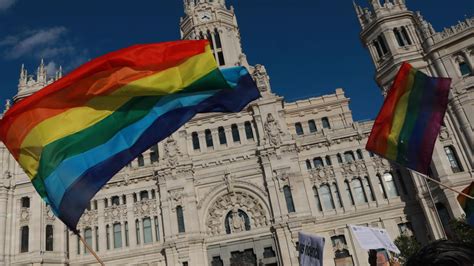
[366,62,451,175]
[0,40,260,230]
[458,182,474,227]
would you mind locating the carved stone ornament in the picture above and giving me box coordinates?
[310,166,336,185]
[104,206,126,223]
[372,156,391,173]
[133,199,158,218]
[340,160,368,177]
[264,113,284,146]
[169,189,184,210]
[439,127,450,141]
[252,64,271,93]
[206,191,268,236]
[45,205,56,222]
[224,169,235,192]
[79,209,98,227]
[163,136,180,167]
[20,208,29,224]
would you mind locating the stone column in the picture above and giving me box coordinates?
[97,199,107,252]
[126,194,137,248]
[0,188,8,263]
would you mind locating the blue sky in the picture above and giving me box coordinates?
[0,0,472,120]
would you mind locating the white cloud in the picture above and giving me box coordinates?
[3,27,67,59]
[0,0,18,11]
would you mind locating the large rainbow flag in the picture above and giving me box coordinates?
[366,62,451,175]
[0,40,260,230]
[458,182,474,227]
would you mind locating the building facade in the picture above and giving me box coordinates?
[0,0,471,265]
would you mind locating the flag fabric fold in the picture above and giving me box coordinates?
[0,40,260,231]
[366,62,451,175]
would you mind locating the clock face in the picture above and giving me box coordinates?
[199,11,212,22]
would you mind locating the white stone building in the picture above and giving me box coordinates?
[0,0,472,265]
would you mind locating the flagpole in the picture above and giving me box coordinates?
[420,173,474,200]
[420,175,447,239]
[75,231,105,266]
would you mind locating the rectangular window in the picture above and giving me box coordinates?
[95,226,99,251]
[143,218,153,244]
[231,124,240,142]
[244,122,254,140]
[308,120,317,133]
[84,228,92,253]
[20,226,29,253]
[177,206,186,233]
[150,145,159,163]
[192,132,200,150]
[45,225,54,251]
[283,186,296,213]
[113,223,122,248]
[459,62,471,76]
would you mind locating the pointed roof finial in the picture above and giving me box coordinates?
[58,65,63,79]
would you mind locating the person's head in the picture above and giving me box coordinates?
[406,240,474,266]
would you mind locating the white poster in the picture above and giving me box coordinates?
[298,232,325,266]
[349,225,400,254]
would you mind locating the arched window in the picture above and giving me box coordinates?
[111,196,120,206]
[344,151,355,163]
[444,146,463,173]
[137,154,145,167]
[177,206,186,233]
[46,225,54,251]
[84,227,92,253]
[21,197,30,208]
[225,209,251,234]
[143,217,153,243]
[308,120,317,133]
[205,129,214,148]
[331,235,351,258]
[373,39,384,58]
[283,186,295,213]
[140,190,149,201]
[113,223,122,248]
[337,153,343,164]
[150,144,159,163]
[217,51,225,66]
[378,35,388,54]
[231,124,240,142]
[106,224,110,249]
[192,132,200,150]
[383,173,399,198]
[313,157,324,168]
[214,28,222,49]
[321,117,331,129]
[332,183,343,208]
[325,155,332,166]
[244,122,254,140]
[305,159,312,170]
[352,178,368,204]
[295,122,304,135]
[20,226,29,253]
[313,187,322,211]
[218,127,227,145]
[135,220,141,244]
[356,149,364,160]
[401,26,412,45]
[207,30,214,50]
[363,176,375,201]
[95,226,100,251]
[378,174,388,199]
[154,216,160,241]
[394,28,405,47]
[458,61,471,76]
[124,222,129,247]
[320,184,335,210]
[345,180,354,205]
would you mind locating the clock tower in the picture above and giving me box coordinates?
[180,0,247,67]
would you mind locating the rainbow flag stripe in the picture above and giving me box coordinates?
[458,182,474,227]
[0,40,260,230]
[366,62,451,175]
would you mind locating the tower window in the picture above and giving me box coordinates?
[214,28,222,49]
[321,117,331,129]
[459,61,471,76]
[373,35,389,58]
[177,206,186,233]
[394,28,405,47]
[218,127,227,145]
[207,30,214,50]
[21,197,30,208]
[244,121,254,140]
[444,146,463,173]
[308,119,317,133]
[295,122,304,135]
[283,186,296,213]
[205,129,214,148]
[192,132,200,150]
[46,225,54,251]
[137,154,145,167]
[150,144,159,163]
[231,124,240,142]
[20,226,29,253]
[305,159,312,170]
[401,27,412,45]
[217,51,225,66]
